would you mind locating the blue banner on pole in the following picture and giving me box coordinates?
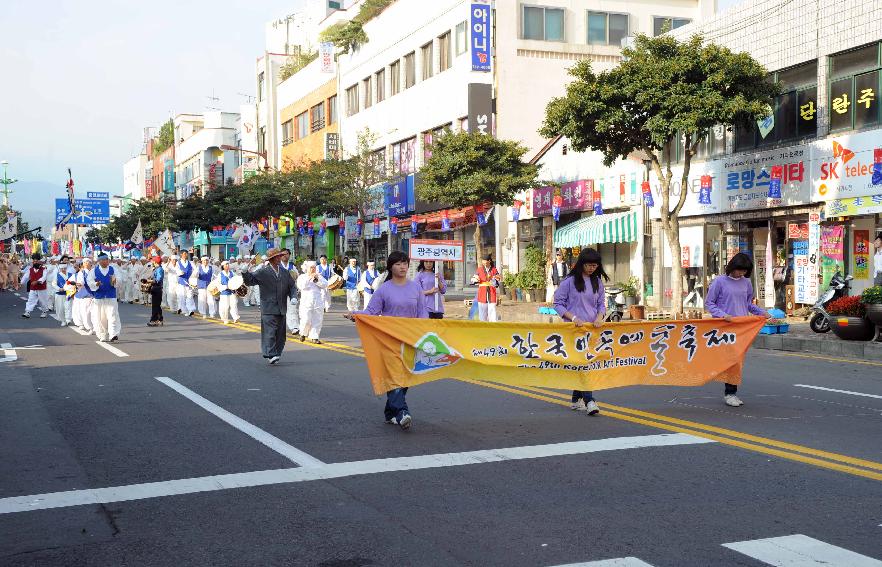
[470,2,491,72]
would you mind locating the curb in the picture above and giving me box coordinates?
[751,333,882,362]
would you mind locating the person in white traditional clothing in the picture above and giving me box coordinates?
[113,259,127,303]
[245,256,262,307]
[242,256,253,306]
[195,256,217,318]
[162,255,176,311]
[21,253,50,318]
[343,257,362,312]
[317,255,333,312]
[138,258,151,304]
[72,259,95,333]
[52,255,75,326]
[87,252,121,342]
[359,260,380,309]
[170,250,196,316]
[126,258,139,303]
[280,249,301,336]
[297,260,328,344]
[216,261,241,324]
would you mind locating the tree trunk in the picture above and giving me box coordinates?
[474,222,483,266]
[665,221,684,315]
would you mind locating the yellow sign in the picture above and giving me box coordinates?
[355,316,765,395]
[823,194,882,217]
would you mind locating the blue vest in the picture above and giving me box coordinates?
[56,271,69,296]
[177,260,193,286]
[344,266,361,290]
[197,265,213,289]
[93,266,116,300]
[318,264,333,280]
[219,271,234,296]
[74,272,93,299]
[364,269,378,294]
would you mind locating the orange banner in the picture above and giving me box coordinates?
[355,316,765,395]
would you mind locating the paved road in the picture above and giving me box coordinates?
[1,289,881,566]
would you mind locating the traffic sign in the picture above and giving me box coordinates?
[55,198,110,226]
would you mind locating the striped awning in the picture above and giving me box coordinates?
[553,210,639,248]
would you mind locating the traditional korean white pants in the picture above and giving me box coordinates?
[72,297,94,331]
[177,284,196,315]
[54,293,73,325]
[286,298,300,333]
[24,289,50,315]
[91,298,121,341]
[363,291,374,310]
[197,289,217,318]
[299,302,324,340]
[346,289,360,312]
[478,302,497,322]
[219,294,239,323]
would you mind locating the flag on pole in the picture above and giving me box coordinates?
[155,229,175,257]
[130,220,144,245]
[0,211,16,240]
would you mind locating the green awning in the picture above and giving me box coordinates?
[553,210,639,248]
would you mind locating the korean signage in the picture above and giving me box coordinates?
[648,162,722,219]
[325,132,340,160]
[813,130,882,202]
[55,198,110,226]
[787,223,809,239]
[793,240,811,304]
[470,1,491,72]
[319,42,336,74]
[820,225,845,289]
[87,192,109,199]
[409,239,465,262]
[385,177,411,217]
[854,229,870,279]
[467,83,492,136]
[163,159,175,193]
[532,180,589,216]
[807,212,820,302]
[722,145,810,211]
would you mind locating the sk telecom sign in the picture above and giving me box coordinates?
[470,2,491,72]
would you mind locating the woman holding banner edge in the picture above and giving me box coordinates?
[705,252,770,408]
[553,248,608,416]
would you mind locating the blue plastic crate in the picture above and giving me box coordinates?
[777,324,790,334]
[759,325,778,335]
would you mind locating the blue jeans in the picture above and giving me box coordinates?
[572,390,594,403]
[724,383,738,395]
[385,388,409,421]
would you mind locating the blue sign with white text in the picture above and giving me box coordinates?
[87,192,109,199]
[385,179,409,216]
[470,2,491,72]
[55,198,110,226]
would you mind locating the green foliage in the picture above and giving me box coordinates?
[861,286,882,305]
[280,48,319,81]
[319,0,394,53]
[417,131,540,208]
[87,199,176,245]
[618,276,640,297]
[152,119,175,155]
[502,270,516,289]
[518,245,547,290]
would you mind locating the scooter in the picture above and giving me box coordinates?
[809,271,853,333]
[605,286,626,322]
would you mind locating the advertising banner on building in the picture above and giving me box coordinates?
[163,159,174,193]
[807,212,820,302]
[721,146,811,211]
[467,83,492,136]
[793,239,810,304]
[532,180,589,216]
[319,42,336,73]
[648,161,722,219]
[854,229,870,279]
[385,177,410,216]
[812,130,882,202]
[355,316,765,395]
[820,224,844,290]
[470,1,491,72]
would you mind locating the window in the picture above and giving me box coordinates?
[455,21,467,55]
[390,60,401,96]
[421,42,434,80]
[370,149,386,181]
[828,43,881,132]
[375,69,385,103]
[694,125,727,160]
[404,52,416,88]
[362,77,372,109]
[327,95,337,125]
[522,6,564,41]
[653,17,691,36]
[422,124,451,164]
[296,112,309,140]
[257,72,265,102]
[310,103,325,132]
[346,85,358,116]
[587,12,628,46]
[392,137,416,175]
[439,32,451,72]
[281,120,293,146]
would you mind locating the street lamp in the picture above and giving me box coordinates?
[0,160,19,208]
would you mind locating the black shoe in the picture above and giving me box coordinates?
[110,336,119,342]
[21,313,30,318]
[177,309,182,315]
[300,334,306,342]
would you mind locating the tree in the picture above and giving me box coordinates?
[280,48,319,81]
[172,188,230,253]
[418,130,540,262]
[540,33,779,314]
[152,119,175,154]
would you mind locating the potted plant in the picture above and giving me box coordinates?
[827,295,875,341]
[861,286,882,326]
[523,245,547,303]
[502,271,517,301]
[513,271,525,302]
[617,276,640,307]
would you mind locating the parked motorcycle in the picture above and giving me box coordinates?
[605,286,626,322]
[809,271,853,333]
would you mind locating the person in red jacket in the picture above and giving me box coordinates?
[21,253,50,318]
[472,254,500,322]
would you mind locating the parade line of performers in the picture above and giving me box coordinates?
[8,246,768,433]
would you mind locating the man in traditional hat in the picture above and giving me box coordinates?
[241,248,299,364]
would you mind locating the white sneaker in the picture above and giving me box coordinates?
[398,414,412,430]
[385,417,398,425]
[585,400,600,415]
[571,399,587,411]
[724,395,744,407]
[60,322,68,327]
[40,312,48,318]
[269,356,280,365]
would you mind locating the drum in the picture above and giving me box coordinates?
[207,279,221,298]
[227,274,244,292]
[188,274,199,289]
[327,274,344,290]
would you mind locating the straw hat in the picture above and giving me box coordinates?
[265,248,286,260]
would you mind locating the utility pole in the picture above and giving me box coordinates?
[0,160,18,208]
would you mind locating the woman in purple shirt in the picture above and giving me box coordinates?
[346,251,427,431]
[416,260,447,319]
[553,248,608,416]
[705,253,770,407]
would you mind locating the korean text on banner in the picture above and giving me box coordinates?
[470,2,491,72]
[409,239,464,262]
[854,229,870,279]
[355,317,765,395]
[820,225,844,289]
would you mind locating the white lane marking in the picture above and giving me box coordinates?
[794,384,882,401]
[1,343,18,363]
[0,433,710,514]
[156,377,325,467]
[723,534,882,566]
[548,559,655,566]
[95,341,129,358]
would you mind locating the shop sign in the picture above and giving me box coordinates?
[722,145,811,211]
[793,239,810,303]
[680,246,690,269]
[385,178,410,217]
[754,245,767,304]
[787,223,809,239]
[812,130,882,201]
[470,1,492,72]
[648,161,722,219]
[820,225,845,290]
[854,229,870,279]
[823,193,882,217]
[409,239,465,262]
[532,180,589,216]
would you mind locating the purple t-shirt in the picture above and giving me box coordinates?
[553,275,606,322]
[356,279,428,318]
[415,270,447,314]
[705,275,768,318]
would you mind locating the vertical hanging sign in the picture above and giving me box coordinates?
[699,175,712,205]
[470,2,491,72]
[642,181,654,207]
[767,165,783,199]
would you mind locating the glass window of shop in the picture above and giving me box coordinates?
[828,42,881,132]
[518,218,543,268]
[658,224,725,309]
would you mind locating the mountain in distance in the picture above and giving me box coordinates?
[5,180,67,235]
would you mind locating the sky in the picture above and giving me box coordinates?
[1,0,744,232]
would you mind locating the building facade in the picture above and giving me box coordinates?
[278,58,339,167]
[173,112,240,200]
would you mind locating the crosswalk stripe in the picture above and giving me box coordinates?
[548,558,655,566]
[723,534,882,566]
